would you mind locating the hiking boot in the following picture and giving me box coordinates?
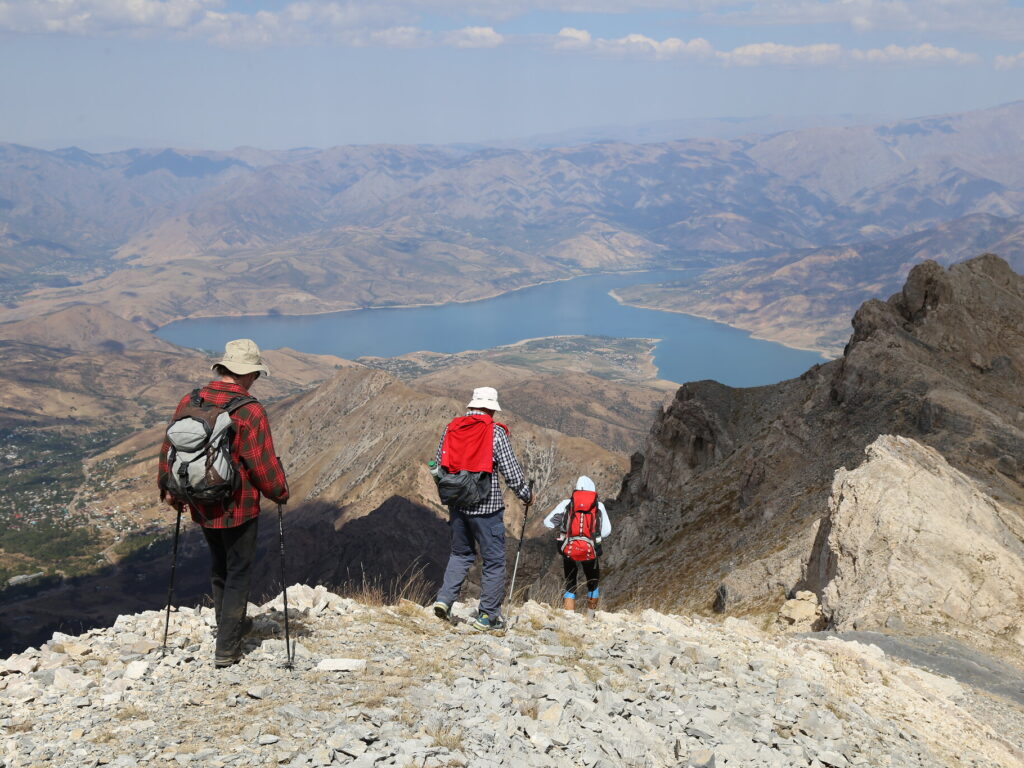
[563,597,576,612]
[470,612,506,632]
[214,653,241,668]
[432,601,451,622]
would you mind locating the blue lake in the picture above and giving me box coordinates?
[156,270,829,387]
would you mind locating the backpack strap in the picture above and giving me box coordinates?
[188,387,203,407]
[223,395,258,414]
[560,491,575,536]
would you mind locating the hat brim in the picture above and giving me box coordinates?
[467,398,501,411]
[212,361,270,376]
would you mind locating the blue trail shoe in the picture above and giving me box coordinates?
[470,612,507,632]
[432,601,451,622]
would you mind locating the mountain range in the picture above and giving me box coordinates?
[3,101,1023,334]
[616,212,1024,354]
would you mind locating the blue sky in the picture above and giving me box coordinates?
[2,1,1024,150]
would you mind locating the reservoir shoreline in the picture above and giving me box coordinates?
[156,269,825,388]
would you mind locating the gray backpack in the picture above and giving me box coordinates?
[435,465,492,509]
[162,388,256,509]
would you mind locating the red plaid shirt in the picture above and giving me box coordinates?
[158,381,289,528]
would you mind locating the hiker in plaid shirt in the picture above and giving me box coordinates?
[431,387,532,632]
[159,339,288,667]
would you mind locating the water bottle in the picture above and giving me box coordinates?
[428,460,443,484]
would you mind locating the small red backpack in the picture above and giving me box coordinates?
[560,489,601,562]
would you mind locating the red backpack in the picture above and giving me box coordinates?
[560,489,601,562]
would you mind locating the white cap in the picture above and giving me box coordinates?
[467,386,501,411]
[575,475,596,492]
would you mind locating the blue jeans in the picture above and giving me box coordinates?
[436,510,506,617]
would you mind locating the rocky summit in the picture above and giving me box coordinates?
[608,254,1024,660]
[3,586,1023,768]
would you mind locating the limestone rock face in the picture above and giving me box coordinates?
[814,435,1024,649]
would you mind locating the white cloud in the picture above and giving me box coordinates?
[850,43,979,65]
[995,51,1024,69]
[550,30,978,68]
[718,41,841,66]
[0,0,217,35]
[444,26,503,48]
[555,26,591,50]
[0,0,1008,61]
[601,33,715,60]
[714,0,1024,42]
[0,1,488,48]
[368,25,426,48]
[555,28,714,60]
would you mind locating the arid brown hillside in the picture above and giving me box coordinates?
[607,255,1024,647]
[0,304,350,428]
[0,361,627,653]
[361,336,676,453]
[616,212,1024,355]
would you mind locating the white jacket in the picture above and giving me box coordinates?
[543,475,611,539]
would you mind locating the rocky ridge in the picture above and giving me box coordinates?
[3,587,1023,768]
[608,255,1024,658]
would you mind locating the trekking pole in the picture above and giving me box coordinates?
[161,503,183,658]
[277,501,293,669]
[506,479,535,607]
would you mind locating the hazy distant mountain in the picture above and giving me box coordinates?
[2,101,1023,328]
[498,112,885,148]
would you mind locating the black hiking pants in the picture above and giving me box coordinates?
[201,516,259,661]
[562,555,600,599]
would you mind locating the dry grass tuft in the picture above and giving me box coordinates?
[426,723,463,751]
[327,563,436,609]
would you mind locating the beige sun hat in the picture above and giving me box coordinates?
[212,338,270,377]
[467,386,501,411]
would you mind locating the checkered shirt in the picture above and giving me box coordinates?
[159,381,289,528]
[435,410,531,516]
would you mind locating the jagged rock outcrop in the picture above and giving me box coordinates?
[608,255,1024,651]
[776,591,826,633]
[3,592,1022,767]
[808,435,1024,651]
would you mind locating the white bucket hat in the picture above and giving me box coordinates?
[212,338,270,377]
[467,386,501,411]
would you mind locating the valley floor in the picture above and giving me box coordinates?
[2,589,1022,768]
